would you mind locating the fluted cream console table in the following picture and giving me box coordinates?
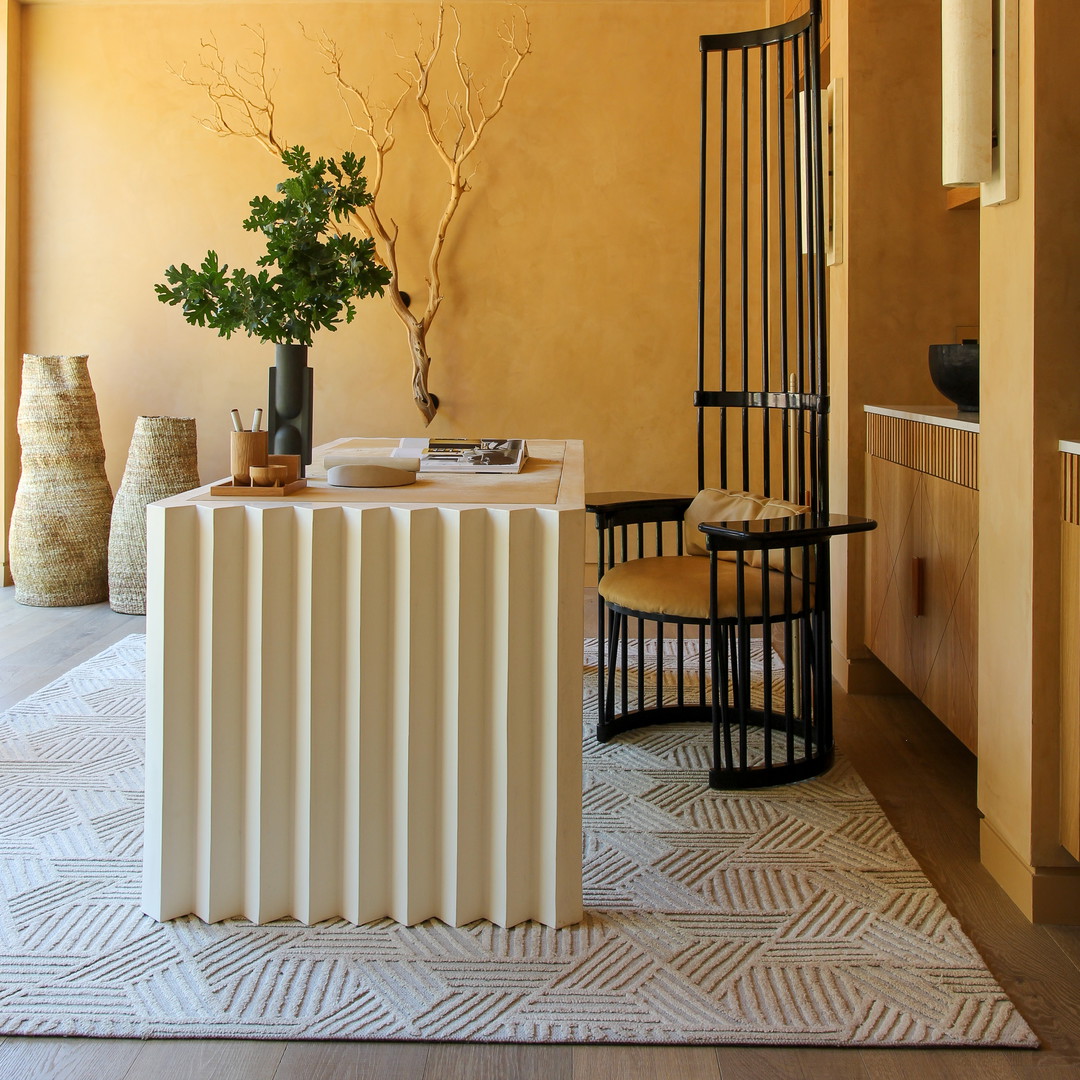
[142,439,585,929]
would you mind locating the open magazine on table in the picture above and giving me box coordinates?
[315,437,529,476]
[417,438,528,472]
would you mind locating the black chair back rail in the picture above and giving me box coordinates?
[698,9,826,506]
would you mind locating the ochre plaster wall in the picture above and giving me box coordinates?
[1,0,18,586]
[13,0,764,499]
[826,0,980,688]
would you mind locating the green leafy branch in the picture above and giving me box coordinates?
[156,145,392,347]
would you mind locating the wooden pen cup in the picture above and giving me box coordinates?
[230,430,268,486]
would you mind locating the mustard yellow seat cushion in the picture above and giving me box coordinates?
[598,555,812,621]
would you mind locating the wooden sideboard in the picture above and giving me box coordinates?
[864,407,979,753]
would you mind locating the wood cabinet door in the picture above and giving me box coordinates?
[918,474,979,753]
[866,455,921,692]
[866,455,979,753]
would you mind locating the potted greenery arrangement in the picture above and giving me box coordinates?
[155,145,391,469]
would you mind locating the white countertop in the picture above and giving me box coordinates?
[865,404,980,433]
[1060,440,1080,456]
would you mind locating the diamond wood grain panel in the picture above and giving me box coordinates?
[865,455,919,691]
[864,446,979,753]
[919,475,979,752]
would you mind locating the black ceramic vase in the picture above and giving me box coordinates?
[267,343,313,474]
[928,341,979,412]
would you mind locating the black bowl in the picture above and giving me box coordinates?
[929,342,979,412]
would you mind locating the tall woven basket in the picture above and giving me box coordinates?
[8,354,113,606]
[108,416,199,614]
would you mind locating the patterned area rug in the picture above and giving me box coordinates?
[0,635,1035,1045]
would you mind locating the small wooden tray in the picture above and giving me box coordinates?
[210,478,308,497]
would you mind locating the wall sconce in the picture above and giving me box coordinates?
[942,0,1018,205]
[941,0,992,186]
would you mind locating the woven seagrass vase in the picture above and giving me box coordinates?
[9,354,113,606]
[108,416,199,615]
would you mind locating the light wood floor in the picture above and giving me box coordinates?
[1,586,1079,1079]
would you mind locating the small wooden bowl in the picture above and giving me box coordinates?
[250,464,289,487]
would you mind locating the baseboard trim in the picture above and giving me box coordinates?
[980,820,1080,924]
[832,646,908,695]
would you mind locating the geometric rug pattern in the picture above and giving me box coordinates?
[0,635,1036,1045]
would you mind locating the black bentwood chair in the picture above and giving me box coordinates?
[587,2,874,789]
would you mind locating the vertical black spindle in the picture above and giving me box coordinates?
[709,552,722,772]
[740,47,750,493]
[799,569,813,749]
[760,555,773,771]
[783,546,796,766]
[735,553,750,773]
[597,519,607,734]
[719,49,730,491]
[699,45,710,494]
[760,42,772,499]
[777,39,791,503]
[699,624,707,711]
[801,30,818,408]
[791,35,807,504]
[721,625,735,767]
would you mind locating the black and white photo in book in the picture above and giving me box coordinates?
[419,438,529,473]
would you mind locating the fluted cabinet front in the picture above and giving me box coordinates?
[142,499,584,929]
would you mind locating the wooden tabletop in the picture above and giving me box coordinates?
[160,438,584,511]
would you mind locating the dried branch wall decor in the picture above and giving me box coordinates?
[174,4,532,423]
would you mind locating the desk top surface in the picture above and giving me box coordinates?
[158,438,584,512]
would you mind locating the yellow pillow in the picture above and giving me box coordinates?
[683,488,808,557]
[682,488,815,582]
